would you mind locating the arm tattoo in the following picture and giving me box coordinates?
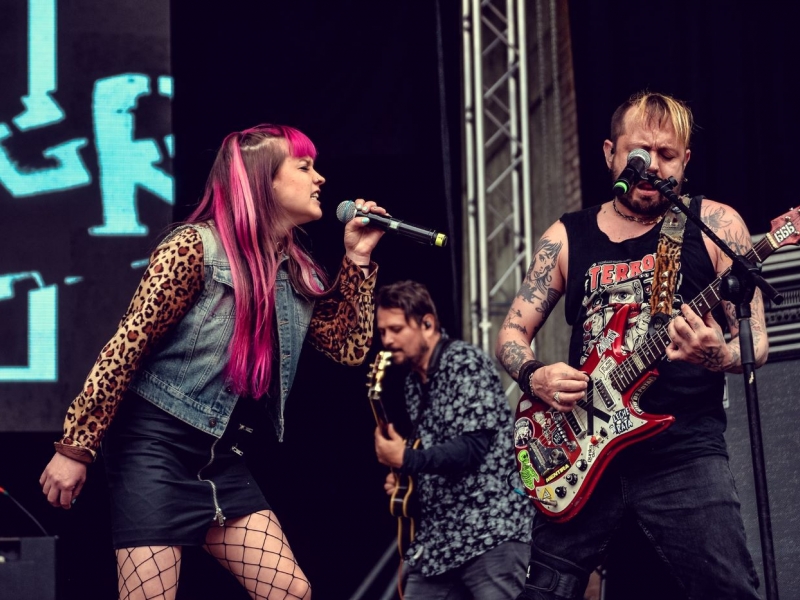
[700,346,727,371]
[526,238,563,296]
[720,228,751,255]
[498,340,532,379]
[538,288,561,317]
[701,205,729,233]
[517,237,563,311]
[502,308,528,334]
[702,205,752,255]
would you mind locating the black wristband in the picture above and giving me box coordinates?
[518,359,545,397]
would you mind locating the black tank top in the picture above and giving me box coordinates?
[560,196,728,468]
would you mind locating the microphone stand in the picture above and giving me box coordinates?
[646,174,783,600]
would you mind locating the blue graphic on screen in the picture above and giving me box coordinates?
[0,273,57,381]
[0,0,173,398]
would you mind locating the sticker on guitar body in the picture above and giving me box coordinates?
[611,409,633,434]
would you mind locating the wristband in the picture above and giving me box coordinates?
[517,359,545,397]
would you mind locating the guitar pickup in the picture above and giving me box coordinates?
[563,411,584,437]
[594,379,616,409]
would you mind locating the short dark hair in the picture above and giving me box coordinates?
[375,280,439,330]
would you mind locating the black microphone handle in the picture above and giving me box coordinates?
[612,151,650,197]
[362,212,448,247]
[612,166,638,197]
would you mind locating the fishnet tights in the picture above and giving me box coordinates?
[115,511,309,599]
[203,510,311,600]
[116,546,181,600]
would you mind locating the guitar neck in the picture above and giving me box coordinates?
[611,237,773,392]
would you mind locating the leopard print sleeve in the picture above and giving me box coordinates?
[307,256,377,366]
[54,227,205,463]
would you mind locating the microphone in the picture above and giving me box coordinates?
[612,149,651,197]
[336,201,448,247]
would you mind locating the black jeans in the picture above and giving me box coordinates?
[519,455,760,600]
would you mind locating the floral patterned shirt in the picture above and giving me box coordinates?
[403,337,534,576]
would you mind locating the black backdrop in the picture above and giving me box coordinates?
[569,1,797,237]
[3,1,797,599]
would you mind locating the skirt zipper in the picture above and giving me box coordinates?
[197,436,226,526]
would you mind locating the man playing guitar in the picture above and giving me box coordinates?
[374,280,534,599]
[496,91,772,600]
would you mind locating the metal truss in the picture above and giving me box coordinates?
[462,0,532,370]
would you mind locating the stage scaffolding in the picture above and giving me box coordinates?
[462,0,533,389]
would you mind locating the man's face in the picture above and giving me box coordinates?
[604,110,691,217]
[376,307,429,369]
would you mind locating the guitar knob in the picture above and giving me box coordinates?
[565,473,578,485]
[576,459,588,471]
[555,486,567,498]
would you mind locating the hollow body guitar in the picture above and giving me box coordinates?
[367,350,421,557]
[514,208,800,523]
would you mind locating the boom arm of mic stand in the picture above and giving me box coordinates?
[645,174,783,305]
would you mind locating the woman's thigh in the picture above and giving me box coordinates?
[203,510,311,600]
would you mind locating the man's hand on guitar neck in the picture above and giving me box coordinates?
[666,303,741,372]
[374,423,406,469]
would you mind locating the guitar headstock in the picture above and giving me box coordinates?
[367,351,394,429]
[766,207,800,249]
[367,350,393,397]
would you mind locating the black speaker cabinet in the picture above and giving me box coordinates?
[724,360,800,598]
[0,536,57,600]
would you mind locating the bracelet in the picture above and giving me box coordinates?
[517,359,545,397]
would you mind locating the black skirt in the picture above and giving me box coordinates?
[102,392,270,549]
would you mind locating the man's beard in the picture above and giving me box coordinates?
[408,340,430,372]
[616,189,672,217]
[609,169,682,217]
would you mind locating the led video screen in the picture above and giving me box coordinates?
[0,0,173,431]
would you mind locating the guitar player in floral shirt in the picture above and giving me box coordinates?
[373,279,534,599]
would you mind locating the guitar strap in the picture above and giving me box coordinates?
[648,194,696,335]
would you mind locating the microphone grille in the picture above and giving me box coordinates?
[628,148,651,168]
[336,201,357,224]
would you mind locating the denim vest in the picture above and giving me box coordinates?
[129,223,314,441]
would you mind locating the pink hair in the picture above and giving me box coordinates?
[187,124,328,398]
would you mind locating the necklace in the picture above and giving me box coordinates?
[611,199,665,226]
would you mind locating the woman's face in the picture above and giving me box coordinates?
[272,153,326,227]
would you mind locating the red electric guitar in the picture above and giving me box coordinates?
[367,350,421,557]
[513,208,800,523]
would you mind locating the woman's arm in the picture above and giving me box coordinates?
[307,256,377,366]
[55,227,205,462]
